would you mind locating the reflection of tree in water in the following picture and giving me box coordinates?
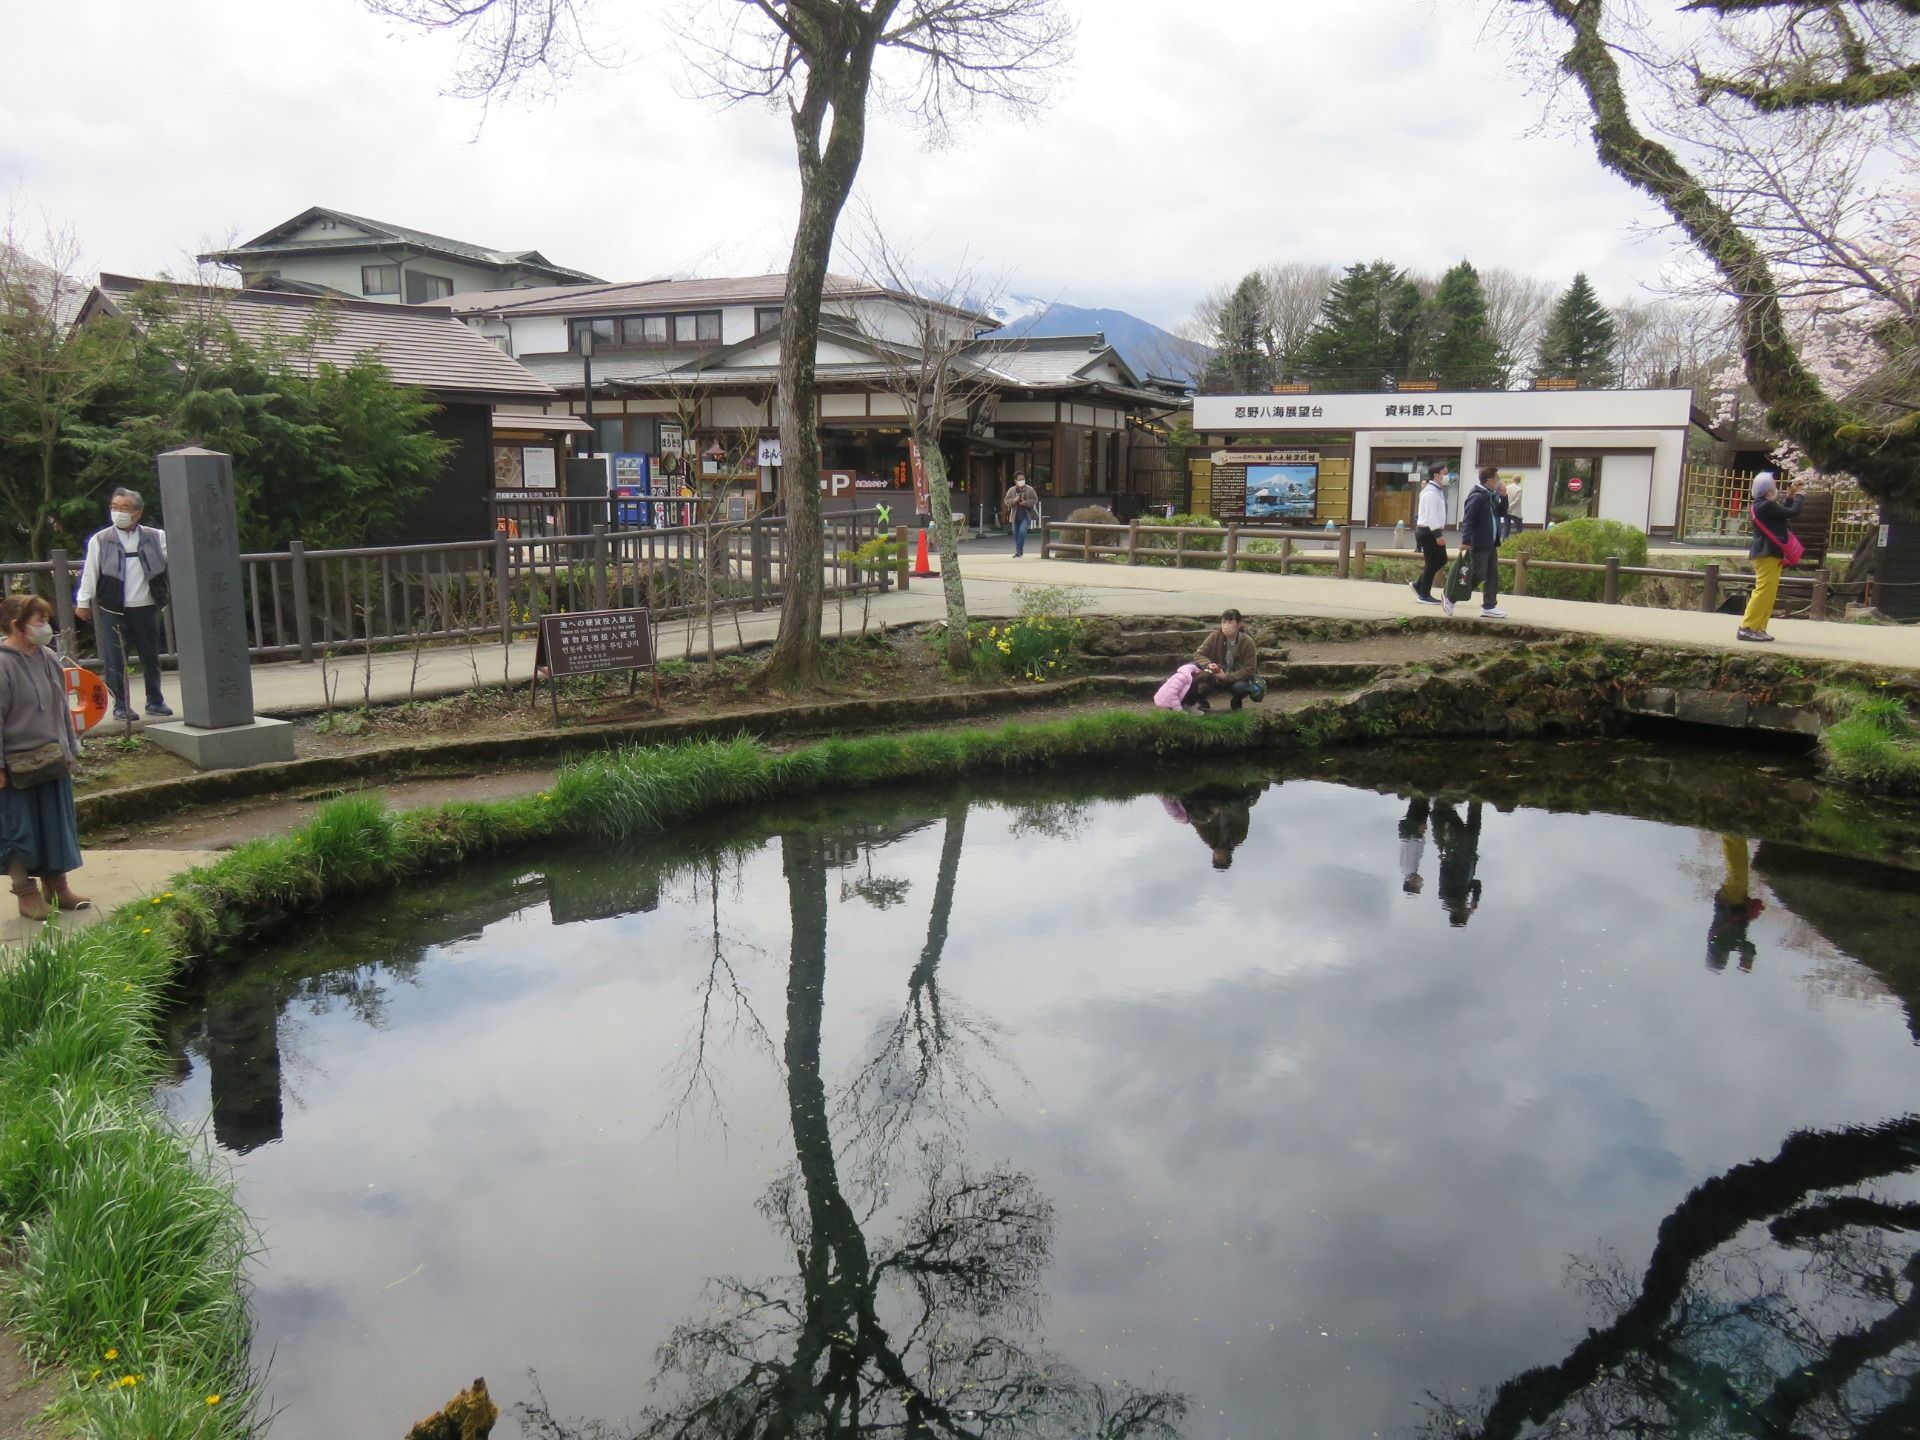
[1002,797,1097,844]
[523,815,1186,1439]
[1421,1114,1920,1439]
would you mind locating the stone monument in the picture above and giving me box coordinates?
[142,448,296,770]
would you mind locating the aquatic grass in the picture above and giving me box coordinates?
[1818,688,1920,795]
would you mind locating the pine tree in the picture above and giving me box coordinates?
[1425,260,1507,389]
[1202,271,1276,393]
[1536,273,1619,386]
[1294,261,1423,390]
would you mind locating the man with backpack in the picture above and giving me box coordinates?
[74,487,173,721]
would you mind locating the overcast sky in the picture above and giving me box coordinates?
[3,0,1682,331]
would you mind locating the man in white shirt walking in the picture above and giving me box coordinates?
[74,488,173,722]
[1410,461,1450,605]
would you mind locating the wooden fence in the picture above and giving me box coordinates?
[2,510,888,668]
[1679,465,1877,558]
[1040,519,1853,620]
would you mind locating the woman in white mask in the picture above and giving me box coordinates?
[0,593,87,921]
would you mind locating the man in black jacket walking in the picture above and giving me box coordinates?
[1446,466,1506,620]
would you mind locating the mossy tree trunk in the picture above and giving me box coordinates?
[1536,0,1920,510]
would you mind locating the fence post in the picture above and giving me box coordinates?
[1280,536,1294,576]
[751,522,767,611]
[1224,523,1240,573]
[1603,556,1621,605]
[1040,519,1053,560]
[592,523,611,611]
[1811,572,1828,621]
[50,549,74,640]
[1175,525,1187,570]
[1336,526,1351,579]
[494,530,512,648]
[1352,538,1367,579]
[894,525,910,591]
[1127,519,1140,565]
[1701,562,1719,613]
[289,540,314,663]
[1514,552,1529,596]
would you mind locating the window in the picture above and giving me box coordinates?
[675,311,722,344]
[362,264,399,296]
[404,271,454,303]
[1478,438,1542,468]
[621,315,669,346]
[569,317,616,352]
[756,307,783,335]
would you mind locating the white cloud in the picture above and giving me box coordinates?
[5,0,1678,329]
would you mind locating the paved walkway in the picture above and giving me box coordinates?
[84,555,1920,731]
[0,849,219,950]
[956,551,1920,669]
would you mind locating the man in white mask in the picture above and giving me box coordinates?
[74,487,173,722]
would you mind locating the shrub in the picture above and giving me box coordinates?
[1057,506,1118,554]
[1501,518,1650,602]
[970,615,1080,683]
[1137,513,1222,566]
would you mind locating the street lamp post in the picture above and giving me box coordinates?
[578,325,596,454]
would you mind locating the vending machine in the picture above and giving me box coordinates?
[612,452,651,527]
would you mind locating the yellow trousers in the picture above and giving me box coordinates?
[1741,555,1782,632]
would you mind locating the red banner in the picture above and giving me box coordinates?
[908,439,931,517]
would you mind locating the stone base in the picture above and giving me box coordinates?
[143,716,296,771]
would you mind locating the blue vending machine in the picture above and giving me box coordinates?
[612,452,651,527]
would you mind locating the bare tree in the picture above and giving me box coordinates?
[1479,268,1558,386]
[853,223,1003,667]
[1257,260,1338,373]
[364,0,1073,687]
[1507,0,1920,505]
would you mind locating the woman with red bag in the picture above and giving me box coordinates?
[1739,472,1803,643]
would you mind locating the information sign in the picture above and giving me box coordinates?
[531,607,656,721]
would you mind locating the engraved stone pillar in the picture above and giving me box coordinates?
[143,448,295,770]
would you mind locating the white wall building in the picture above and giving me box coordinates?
[1192,389,1695,533]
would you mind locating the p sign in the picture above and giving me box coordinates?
[819,470,857,498]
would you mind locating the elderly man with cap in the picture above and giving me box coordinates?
[1739,471,1802,643]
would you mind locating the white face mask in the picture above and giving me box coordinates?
[25,623,52,647]
[111,510,138,530]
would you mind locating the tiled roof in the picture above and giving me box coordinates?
[441,272,994,325]
[205,207,602,284]
[91,276,556,400]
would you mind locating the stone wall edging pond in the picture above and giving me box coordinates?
[7,639,1912,1436]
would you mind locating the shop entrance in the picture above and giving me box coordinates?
[1370,452,1459,528]
[1548,454,1600,523]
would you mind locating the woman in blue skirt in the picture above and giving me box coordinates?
[0,594,87,921]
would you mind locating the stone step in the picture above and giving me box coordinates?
[1082,654,1391,686]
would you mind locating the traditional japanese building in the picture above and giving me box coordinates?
[441,274,1188,525]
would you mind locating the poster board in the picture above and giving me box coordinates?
[1246,463,1319,520]
[522,446,558,490]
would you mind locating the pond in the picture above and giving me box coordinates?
[158,740,1920,1439]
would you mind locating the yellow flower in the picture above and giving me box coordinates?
[104,1349,118,1361]
[206,1395,222,1406]
[163,892,174,899]
[141,928,151,935]
[89,1368,102,1381]
[150,897,162,905]
[117,1374,139,1388]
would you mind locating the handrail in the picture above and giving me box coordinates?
[1037,517,1844,619]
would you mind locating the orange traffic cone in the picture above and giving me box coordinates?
[912,528,936,577]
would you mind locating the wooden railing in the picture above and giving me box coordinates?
[1039,519,1851,620]
[4,510,889,666]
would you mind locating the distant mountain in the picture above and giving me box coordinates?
[985,296,1204,386]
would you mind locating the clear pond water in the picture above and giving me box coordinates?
[158,742,1920,1439]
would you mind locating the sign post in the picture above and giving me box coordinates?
[531,606,656,724]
